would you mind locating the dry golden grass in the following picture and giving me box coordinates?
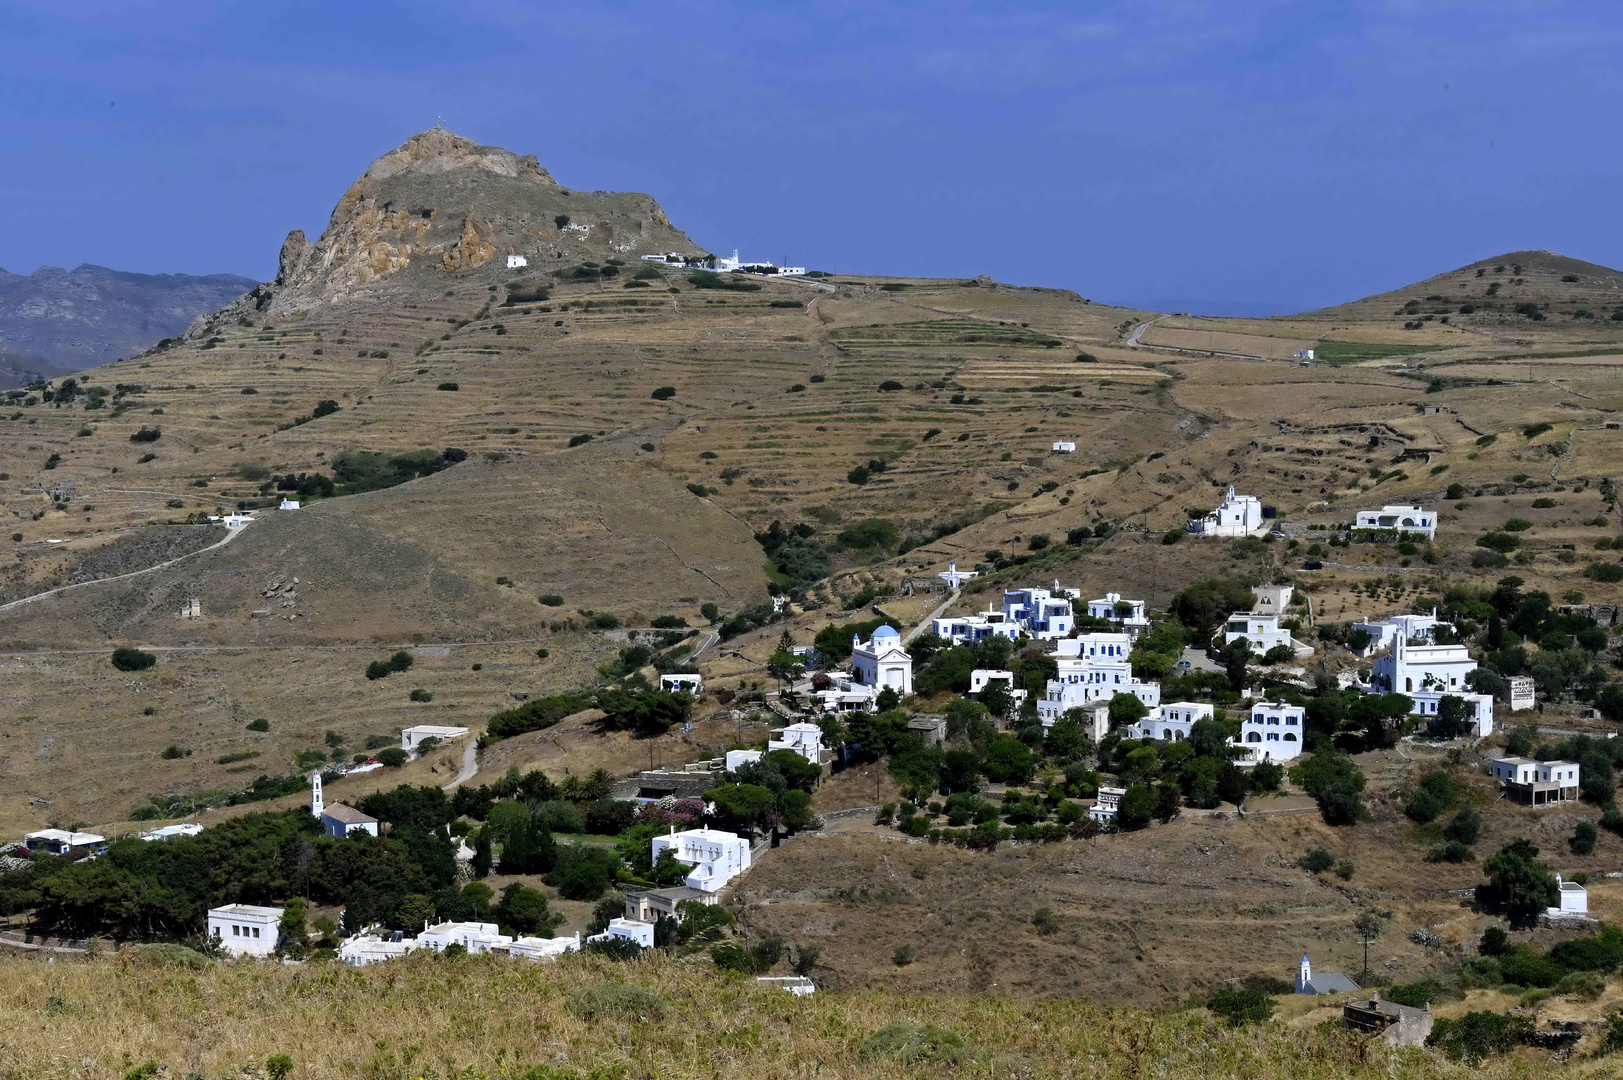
[0,950,1527,1080]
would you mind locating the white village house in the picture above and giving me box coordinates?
[1086,592,1150,636]
[417,921,513,955]
[1036,633,1160,729]
[1371,635,1476,696]
[1408,691,1494,737]
[1239,702,1306,761]
[1549,874,1589,917]
[588,918,656,949]
[659,673,704,695]
[1187,485,1264,537]
[1125,701,1213,743]
[1090,786,1125,823]
[769,722,826,763]
[1355,504,1437,540]
[208,904,283,957]
[937,561,979,589]
[969,669,1028,710]
[401,725,470,753]
[1491,757,1580,805]
[651,827,752,893]
[1349,611,1445,656]
[22,829,105,855]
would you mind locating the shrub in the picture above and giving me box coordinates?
[1572,821,1598,855]
[539,594,564,606]
[570,984,667,1021]
[1298,847,1334,873]
[409,688,433,703]
[436,382,459,391]
[878,380,905,392]
[567,433,593,448]
[129,426,161,443]
[111,647,157,672]
[1207,987,1275,1027]
[892,944,916,966]
[1426,1011,1534,1061]
[1586,562,1623,583]
[377,747,408,768]
[650,386,677,400]
[246,718,270,732]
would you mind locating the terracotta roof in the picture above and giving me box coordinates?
[322,803,377,825]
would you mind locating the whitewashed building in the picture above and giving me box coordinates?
[1187,485,1264,537]
[278,498,301,510]
[659,673,704,695]
[851,626,912,695]
[1090,786,1124,823]
[725,749,764,772]
[1549,875,1589,917]
[932,610,1019,644]
[208,904,283,957]
[1086,592,1150,635]
[969,669,1028,710]
[1491,757,1580,805]
[1223,611,1308,656]
[588,917,655,949]
[1002,584,1079,639]
[1036,634,1160,728]
[1239,702,1306,761]
[1355,504,1437,540]
[23,829,105,855]
[1408,691,1494,737]
[338,928,417,965]
[769,722,826,762]
[1051,440,1076,453]
[139,823,203,842]
[418,921,513,955]
[1350,611,1445,656]
[506,254,529,269]
[652,827,752,893]
[1125,701,1214,743]
[401,725,470,753]
[1371,636,1475,696]
[510,933,583,961]
[1508,676,1537,711]
[937,561,979,589]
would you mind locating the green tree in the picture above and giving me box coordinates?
[1117,785,1155,830]
[392,893,436,933]
[276,898,310,959]
[981,735,1035,784]
[1483,838,1559,926]
[496,882,556,935]
[1108,692,1148,728]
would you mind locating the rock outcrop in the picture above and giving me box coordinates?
[226,127,698,320]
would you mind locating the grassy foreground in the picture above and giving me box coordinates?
[0,951,1501,1080]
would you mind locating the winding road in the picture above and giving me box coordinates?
[1125,314,1171,347]
[442,739,480,792]
[0,522,249,618]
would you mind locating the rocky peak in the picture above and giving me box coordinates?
[242,128,697,317]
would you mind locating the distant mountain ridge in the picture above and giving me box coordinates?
[0,263,256,387]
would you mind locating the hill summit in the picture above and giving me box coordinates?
[245,127,697,316]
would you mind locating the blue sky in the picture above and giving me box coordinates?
[2,0,1620,312]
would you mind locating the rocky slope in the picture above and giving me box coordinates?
[0,264,255,387]
[231,127,698,319]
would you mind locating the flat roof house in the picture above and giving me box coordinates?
[208,904,283,957]
[23,829,105,855]
[652,827,752,893]
[1355,504,1437,540]
[1239,702,1306,762]
[1491,757,1579,805]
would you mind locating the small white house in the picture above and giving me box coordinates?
[1127,701,1214,743]
[851,626,913,696]
[1090,787,1124,823]
[506,254,529,269]
[1187,485,1264,537]
[932,611,1019,644]
[652,827,752,893]
[401,725,470,753]
[660,673,704,695]
[1508,676,1537,711]
[725,749,763,772]
[139,823,203,842]
[1491,757,1580,805]
[1223,611,1308,657]
[417,921,513,955]
[937,561,979,589]
[278,498,301,511]
[968,669,1028,710]
[1294,348,1315,361]
[22,829,105,855]
[208,904,283,957]
[1052,440,1076,453]
[1239,702,1306,761]
[1002,584,1079,639]
[210,512,257,529]
[1548,875,1588,917]
[338,928,417,965]
[1355,504,1437,540]
[510,933,582,961]
[589,917,655,949]
[769,722,825,762]
[1350,611,1445,656]
[1408,691,1494,737]
[1086,592,1150,635]
[311,773,379,839]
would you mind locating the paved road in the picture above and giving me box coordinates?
[904,588,960,645]
[1125,315,1170,347]
[0,522,248,617]
[442,740,480,792]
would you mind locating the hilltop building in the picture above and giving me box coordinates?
[640,249,805,276]
[1036,633,1160,728]
[401,725,470,753]
[1051,440,1076,453]
[1124,701,1213,743]
[1508,676,1537,711]
[1187,485,1264,537]
[506,254,528,269]
[1407,691,1494,737]
[937,561,978,589]
[22,829,104,855]
[1090,786,1124,823]
[1355,504,1437,539]
[769,722,826,762]
[659,673,704,695]
[1549,874,1589,917]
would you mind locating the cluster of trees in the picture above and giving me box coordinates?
[331,448,468,495]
